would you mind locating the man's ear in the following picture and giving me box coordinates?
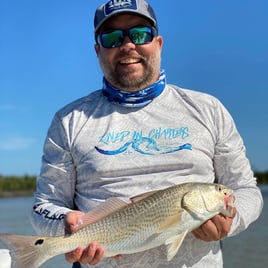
[156,35,163,50]
[94,44,100,57]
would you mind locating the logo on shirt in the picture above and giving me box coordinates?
[95,127,192,156]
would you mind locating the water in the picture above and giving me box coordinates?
[0,186,267,268]
[0,197,66,268]
[222,185,268,268]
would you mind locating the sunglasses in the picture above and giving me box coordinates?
[96,26,157,49]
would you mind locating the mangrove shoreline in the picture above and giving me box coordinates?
[1,172,268,198]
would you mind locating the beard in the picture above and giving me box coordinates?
[98,49,161,92]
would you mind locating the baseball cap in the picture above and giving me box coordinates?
[94,0,158,33]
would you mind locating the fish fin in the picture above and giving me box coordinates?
[165,231,188,261]
[130,190,158,203]
[76,198,129,231]
[0,233,54,268]
[156,211,182,233]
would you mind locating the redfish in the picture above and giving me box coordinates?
[0,182,235,268]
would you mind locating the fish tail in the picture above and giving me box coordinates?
[0,233,55,268]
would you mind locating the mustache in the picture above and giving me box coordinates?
[115,51,146,61]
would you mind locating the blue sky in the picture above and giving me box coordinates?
[1,0,267,175]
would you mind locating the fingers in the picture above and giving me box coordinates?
[192,213,235,242]
[81,242,105,265]
[192,219,218,241]
[65,213,105,265]
[65,242,105,266]
[65,211,85,234]
[65,247,84,263]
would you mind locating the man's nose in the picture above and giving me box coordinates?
[119,35,136,51]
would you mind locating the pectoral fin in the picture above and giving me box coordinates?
[165,231,188,261]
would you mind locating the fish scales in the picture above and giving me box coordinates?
[64,183,199,254]
[71,187,182,251]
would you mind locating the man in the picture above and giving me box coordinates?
[31,0,263,267]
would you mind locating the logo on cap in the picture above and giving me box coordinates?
[104,0,138,16]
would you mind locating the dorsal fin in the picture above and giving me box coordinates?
[75,198,129,232]
[130,190,158,203]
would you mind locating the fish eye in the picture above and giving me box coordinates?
[216,185,228,195]
[216,185,222,192]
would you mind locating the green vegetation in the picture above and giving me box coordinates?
[0,175,36,197]
[0,171,267,198]
[254,171,268,184]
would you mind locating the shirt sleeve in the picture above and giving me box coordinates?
[212,100,263,236]
[31,113,76,236]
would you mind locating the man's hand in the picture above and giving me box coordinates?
[65,211,105,265]
[192,209,236,241]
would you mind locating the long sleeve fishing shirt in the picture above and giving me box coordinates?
[31,84,263,268]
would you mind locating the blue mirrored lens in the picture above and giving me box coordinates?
[129,27,154,45]
[98,26,156,48]
[100,30,124,48]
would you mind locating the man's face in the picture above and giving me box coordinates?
[95,14,163,92]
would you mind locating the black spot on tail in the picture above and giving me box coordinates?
[34,239,44,246]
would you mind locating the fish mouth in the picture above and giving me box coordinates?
[224,194,236,217]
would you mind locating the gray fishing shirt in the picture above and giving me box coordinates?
[31,85,263,268]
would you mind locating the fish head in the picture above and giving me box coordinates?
[182,183,235,219]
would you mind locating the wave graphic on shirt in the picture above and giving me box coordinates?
[95,137,192,156]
